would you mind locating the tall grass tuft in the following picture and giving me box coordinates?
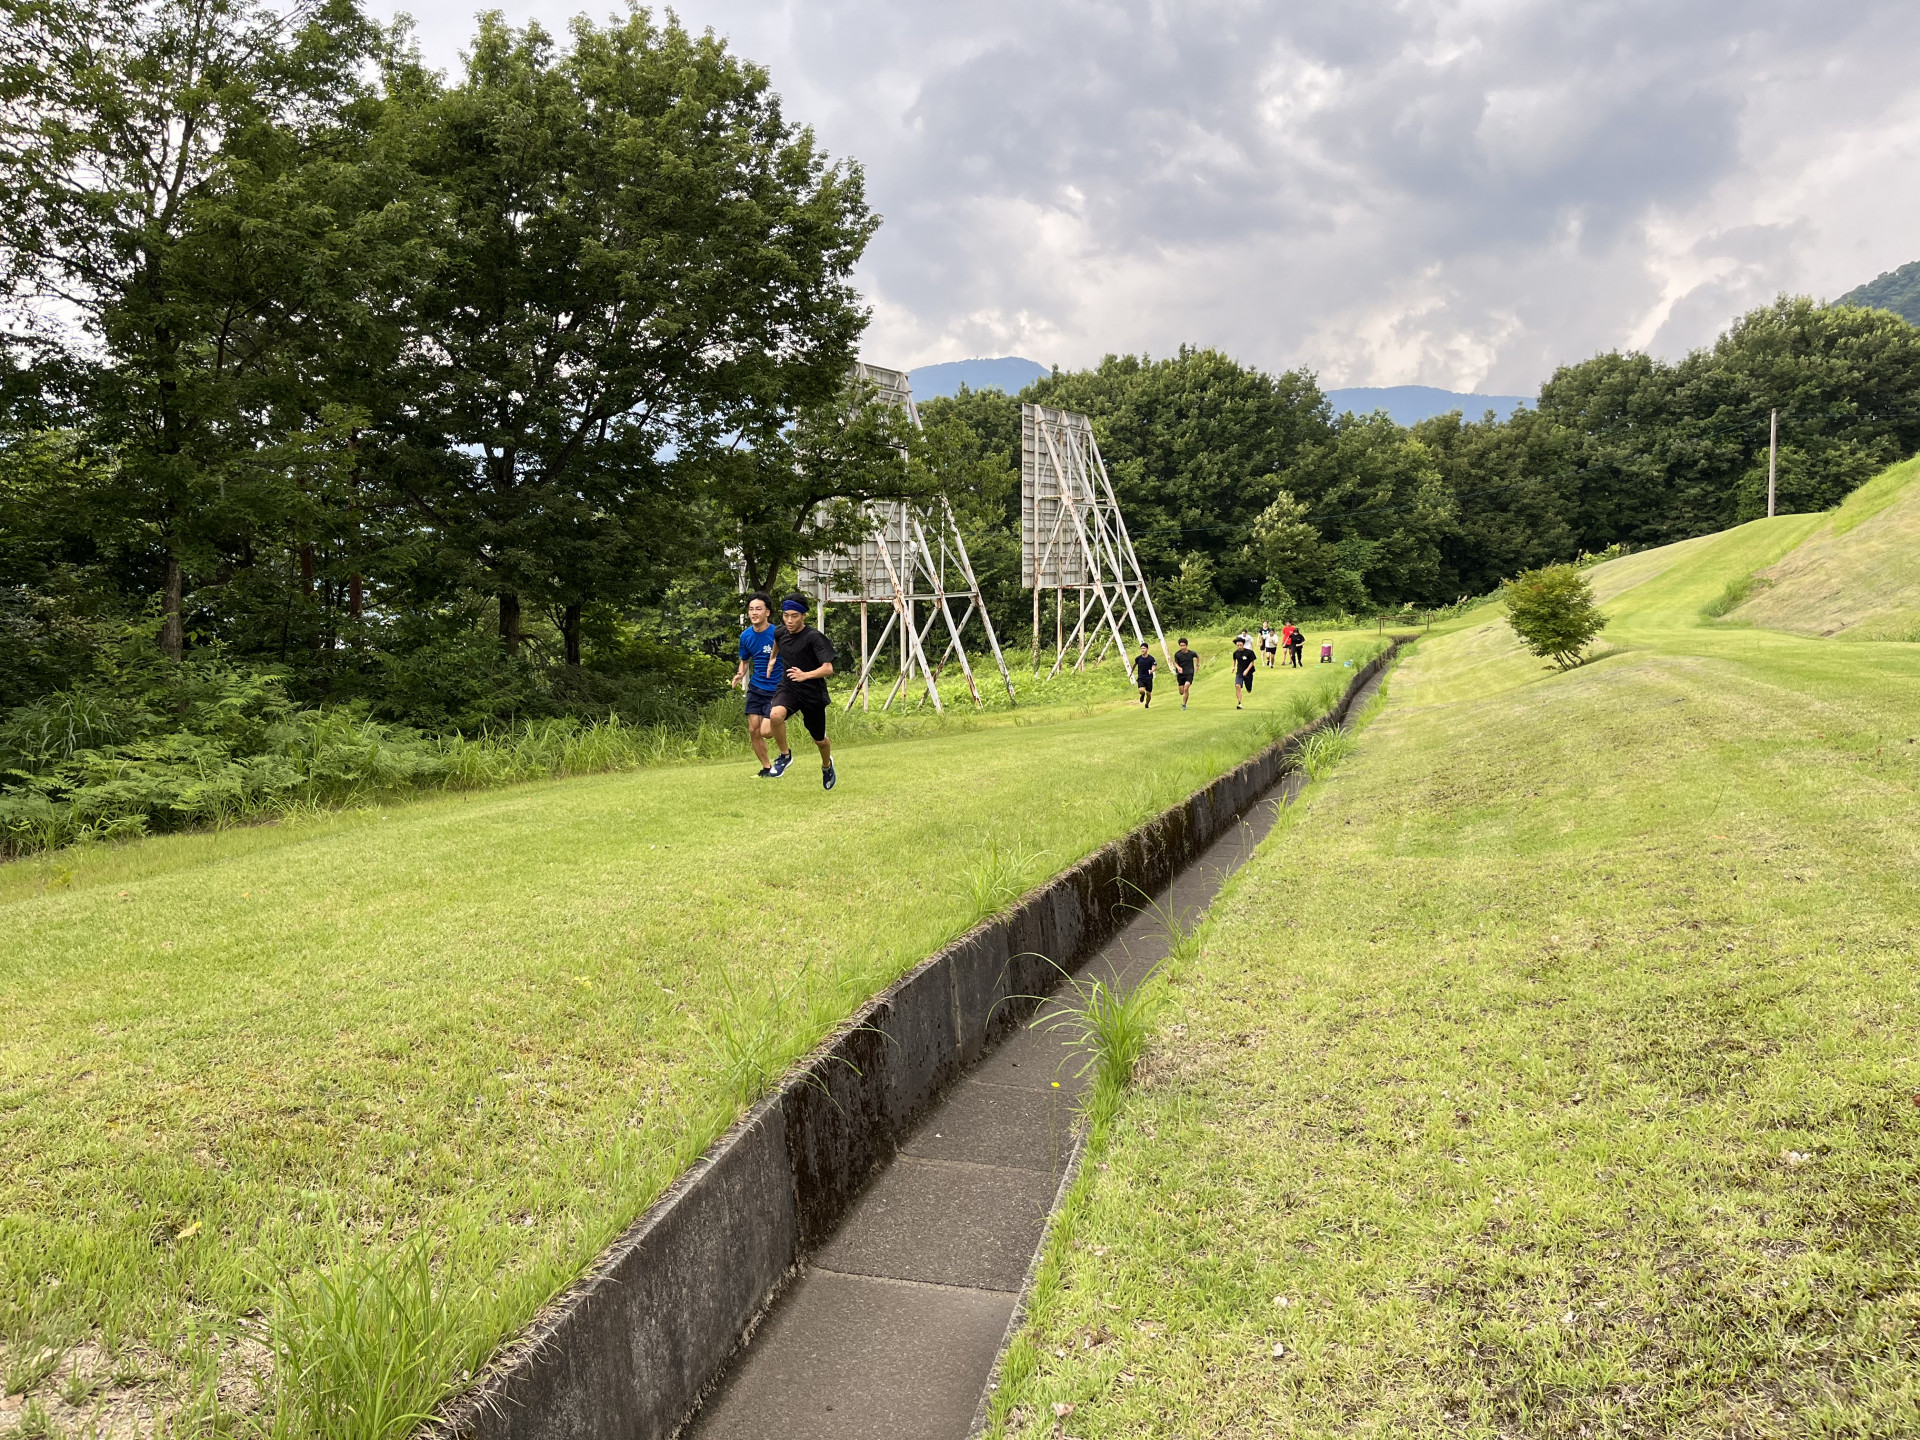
[1294,726,1356,781]
[1036,972,1165,1107]
[961,840,1048,921]
[267,1238,473,1440]
[702,966,816,1112]
[4,1340,63,1397]
[1034,905,1202,1118]
[1703,572,1771,619]
[1283,675,1346,730]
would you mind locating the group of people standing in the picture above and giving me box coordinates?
[1257,621,1311,668]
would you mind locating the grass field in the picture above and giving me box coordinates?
[988,497,1920,1436]
[0,626,1377,1439]
[1727,453,1920,640]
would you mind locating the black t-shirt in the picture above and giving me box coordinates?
[1133,653,1156,684]
[1173,647,1196,680]
[773,624,835,706]
[1233,645,1256,677]
[1289,629,1306,650]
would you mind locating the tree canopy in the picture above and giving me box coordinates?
[0,0,885,724]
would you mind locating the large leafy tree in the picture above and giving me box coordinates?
[384,11,875,662]
[1411,405,1578,597]
[1530,350,1678,552]
[1026,348,1328,603]
[715,375,941,597]
[0,0,407,661]
[1266,413,1456,609]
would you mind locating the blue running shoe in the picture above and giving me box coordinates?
[822,760,836,791]
[770,751,792,777]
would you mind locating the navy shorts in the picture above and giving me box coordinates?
[745,689,776,719]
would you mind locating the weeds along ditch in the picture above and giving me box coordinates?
[0,632,1385,1440]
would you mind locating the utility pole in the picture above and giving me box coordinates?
[1768,408,1778,518]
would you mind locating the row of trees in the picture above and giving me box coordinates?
[0,0,960,726]
[923,296,1920,627]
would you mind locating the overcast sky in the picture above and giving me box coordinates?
[391,0,1920,395]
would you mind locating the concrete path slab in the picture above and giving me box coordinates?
[811,1156,1061,1290]
[898,1081,1075,1173]
[685,1270,1013,1440]
[968,1023,1088,1096]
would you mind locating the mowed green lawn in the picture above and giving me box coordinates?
[991,513,1920,1437]
[0,628,1371,1433]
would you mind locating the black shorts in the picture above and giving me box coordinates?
[1175,670,1194,687]
[773,691,827,742]
[1137,675,1154,691]
[1237,670,1254,691]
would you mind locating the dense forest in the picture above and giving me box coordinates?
[928,296,1920,632]
[5,0,1920,849]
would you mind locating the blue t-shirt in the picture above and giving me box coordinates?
[739,625,781,694]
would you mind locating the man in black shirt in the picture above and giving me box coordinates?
[1173,637,1197,709]
[1233,635,1257,708]
[768,594,838,790]
[1133,641,1157,708]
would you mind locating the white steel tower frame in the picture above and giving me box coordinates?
[797,364,1016,713]
[1020,403,1170,678]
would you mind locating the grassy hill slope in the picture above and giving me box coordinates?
[989,507,1920,1437]
[1725,455,1920,640]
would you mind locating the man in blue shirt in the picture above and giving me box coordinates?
[732,592,781,777]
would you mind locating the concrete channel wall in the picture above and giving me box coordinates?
[432,643,1402,1440]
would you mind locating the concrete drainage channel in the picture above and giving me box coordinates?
[435,644,1403,1440]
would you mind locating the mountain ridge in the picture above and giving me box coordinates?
[905,356,1534,424]
[1837,260,1920,326]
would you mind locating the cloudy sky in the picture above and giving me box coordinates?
[392,0,1920,396]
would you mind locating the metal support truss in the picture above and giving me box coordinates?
[1020,403,1170,679]
[796,363,1017,714]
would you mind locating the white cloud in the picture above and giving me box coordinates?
[390,0,1920,393]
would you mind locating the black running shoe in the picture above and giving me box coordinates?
[756,766,773,778]
[822,760,836,791]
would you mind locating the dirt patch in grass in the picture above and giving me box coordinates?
[0,1333,269,1440]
